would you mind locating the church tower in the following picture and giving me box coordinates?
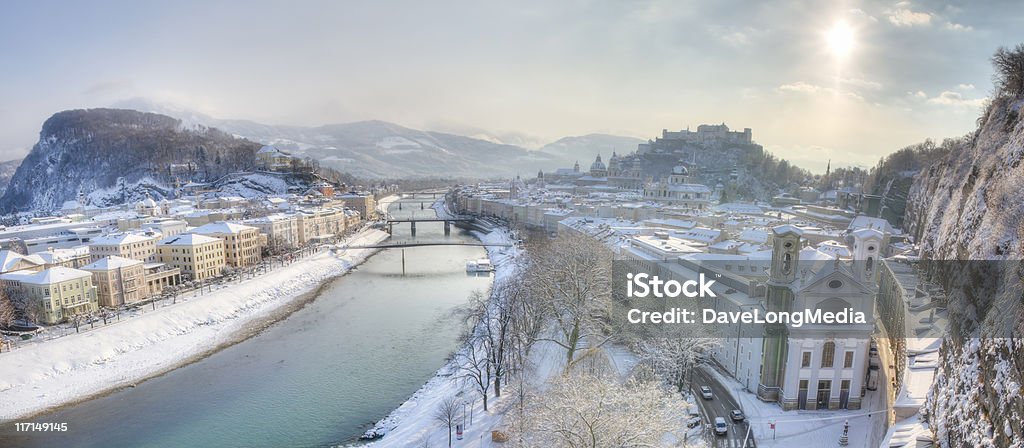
[759,225,803,402]
[849,227,884,284]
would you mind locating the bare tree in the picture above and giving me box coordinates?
[527,232,613,372]
[433,397,460,448]
[992,43,1024,97]
[0,293,16,329]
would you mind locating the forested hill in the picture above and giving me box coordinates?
[0,109,261,213]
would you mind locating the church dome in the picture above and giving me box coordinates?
[672,164,688,175]
[590,155,606,171]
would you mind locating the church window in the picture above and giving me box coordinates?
[821,342,836,367]
[802,351,811,367]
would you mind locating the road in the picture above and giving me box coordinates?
[691,367,756,448]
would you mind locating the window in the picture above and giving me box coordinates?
[821,342,835,368]
[802,351,811,368]
[844,351,854,368]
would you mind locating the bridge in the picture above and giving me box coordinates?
[338,241,512,249]
[379,216,476,236]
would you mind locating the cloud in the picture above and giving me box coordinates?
[840,77,883,91]
[944,22,972,32]
[777,82,864,101]
[887,9,932,27]
[925,91,987,108]
[710,26,764,48]
[848,9,878,23]
[956,83,975,91]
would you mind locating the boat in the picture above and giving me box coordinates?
[466,258,494,272]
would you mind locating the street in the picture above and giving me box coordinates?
[691,367,756,448]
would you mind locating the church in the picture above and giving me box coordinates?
[641,161,712,210]
[753,225,882,410]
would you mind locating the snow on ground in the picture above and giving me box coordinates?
[361,221,519,447]
[376,194,400,216]
[0,228,390,421]
[703,365,887,448]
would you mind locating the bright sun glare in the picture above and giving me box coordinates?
[826,21,855,59]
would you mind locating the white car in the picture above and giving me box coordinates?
[714,417,728,435]
[700,386,713,400]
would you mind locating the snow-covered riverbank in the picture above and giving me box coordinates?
[0,228,390,421]
[361,215,519,446]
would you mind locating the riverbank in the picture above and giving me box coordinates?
[0,228,390,421]
[361,211,518,446]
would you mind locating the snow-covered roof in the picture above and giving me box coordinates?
[81,256,143,271]
[89,233,156,246]
[0,250,42,272]
[0,266,91,284]
[192,221,258,235]
[773,224,804,236]
[159,233,222,246]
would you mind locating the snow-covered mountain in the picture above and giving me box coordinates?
[904,93,1024,446]
[113,98,558,179]
[0,159,22,196]
[0,109,263,214]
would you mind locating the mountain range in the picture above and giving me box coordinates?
[113,98,641,179]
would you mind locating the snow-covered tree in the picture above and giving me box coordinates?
[432,397,460,448]
[527,232,613,372]
[637,325,719,393]
[510,371,686,448]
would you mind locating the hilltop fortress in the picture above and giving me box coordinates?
[638,123,753,154]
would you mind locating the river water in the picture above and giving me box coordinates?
[1,200,491,448]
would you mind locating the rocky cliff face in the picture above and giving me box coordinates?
[0,109,261,213]
[904,95,1024,447]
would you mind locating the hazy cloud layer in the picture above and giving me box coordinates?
[1,0,1022,172]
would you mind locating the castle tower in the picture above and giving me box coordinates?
[759,224,803,402]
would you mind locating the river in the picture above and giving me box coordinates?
[0,199,492,448]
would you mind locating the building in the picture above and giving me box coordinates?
[757,225,880,411]
[339,193,376,220]
[637,123,753,154]
[0,267,98,324]
[88,233,159,263]
[0,250,45,273]
[156,234,226,281]
[140,219,188,237]
[143,263,182,296]
[81,256,148,307]
[245,214,300,250]
[642,163,712,210]
[256,145,295,171]
[296,208,347,245]
[192,222,262,267]
[35,246,91,269]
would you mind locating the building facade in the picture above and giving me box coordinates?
[81,256,148,307]
[192,222,262,268]
[156,234,226,281]
[0,267,99,324]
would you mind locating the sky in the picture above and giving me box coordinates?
[1,0,1022,172]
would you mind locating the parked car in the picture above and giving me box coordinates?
[686,416,702,428]
[730,409,745,422]
[714,417,728,435]
[700,386,713,400]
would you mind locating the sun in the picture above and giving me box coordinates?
[826,21,855,59]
